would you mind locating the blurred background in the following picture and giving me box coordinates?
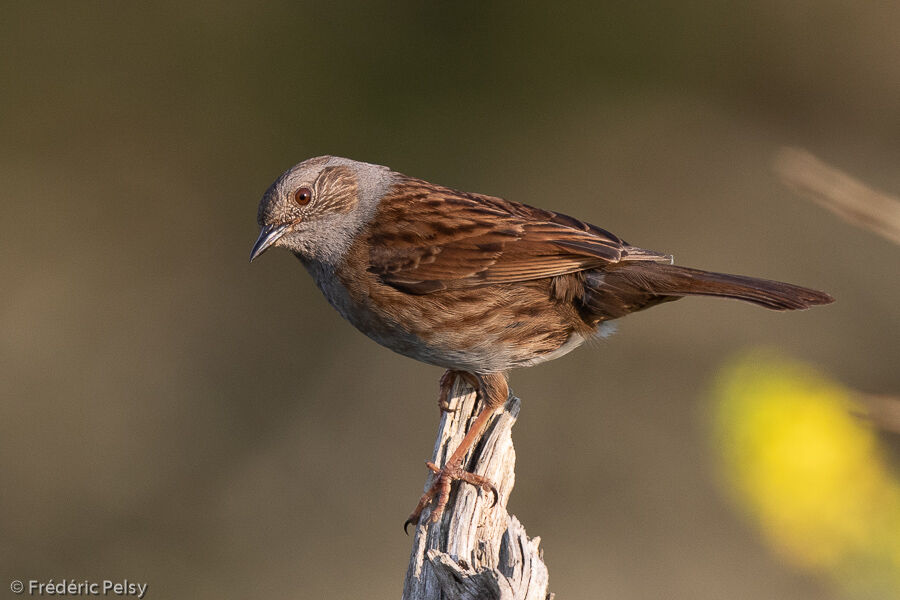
[1,2,898,598]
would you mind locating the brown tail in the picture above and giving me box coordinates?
[582,263,834,319]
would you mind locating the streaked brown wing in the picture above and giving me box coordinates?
[366,178,629,294]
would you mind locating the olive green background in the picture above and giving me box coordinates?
[1,2,898,598]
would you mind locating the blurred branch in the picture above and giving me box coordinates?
[776,147,900,435]
[856,394,900,436]
[402,383,553,600]
[774,147,900,245]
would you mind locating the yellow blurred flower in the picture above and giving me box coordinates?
[710,351,900,597]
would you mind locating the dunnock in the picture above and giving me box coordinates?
[250,155,833,530]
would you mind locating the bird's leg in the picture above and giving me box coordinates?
[405,372,508,533]
[437,369,481,413]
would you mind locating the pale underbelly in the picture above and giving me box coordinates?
[307,259,609,373]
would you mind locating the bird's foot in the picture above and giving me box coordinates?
[404,457,498,534]
[437,370,481,413]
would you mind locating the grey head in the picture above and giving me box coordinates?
[250,155,395,266]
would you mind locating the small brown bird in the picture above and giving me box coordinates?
[250,155,833,531]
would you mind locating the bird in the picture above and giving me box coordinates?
[250,155,834,531]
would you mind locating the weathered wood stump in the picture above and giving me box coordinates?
[402,378,553,600]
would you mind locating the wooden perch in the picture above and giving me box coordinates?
[402,379,553,600]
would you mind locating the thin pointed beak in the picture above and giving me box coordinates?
[250,223,290,262]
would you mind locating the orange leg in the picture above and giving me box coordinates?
[405,372,508,533]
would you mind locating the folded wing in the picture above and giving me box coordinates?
[366,178,667,294]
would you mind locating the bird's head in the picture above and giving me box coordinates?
[250,155,394,265]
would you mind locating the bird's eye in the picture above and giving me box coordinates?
[293,187,312,206]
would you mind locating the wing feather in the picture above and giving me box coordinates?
[366,178,631,293]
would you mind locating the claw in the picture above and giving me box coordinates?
[487,484,499,508]
[438,402,459,413]
[437,370,482,413]
[437,370,460,413]
[404,517,416,535]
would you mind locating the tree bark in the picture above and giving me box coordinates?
[402,379,553,600]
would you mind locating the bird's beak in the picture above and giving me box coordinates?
[250,223,291,262]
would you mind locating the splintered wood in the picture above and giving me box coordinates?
[402,380,552,600]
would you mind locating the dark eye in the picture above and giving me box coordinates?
[293,187,312,206]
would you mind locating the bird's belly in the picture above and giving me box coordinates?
[328,292,537,372]
[307,259,592,372]
[354,315,586,373]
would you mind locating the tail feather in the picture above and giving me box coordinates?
[583,263,833,318]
